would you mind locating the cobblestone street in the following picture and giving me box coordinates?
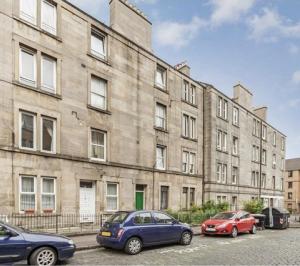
[66,229,300,265]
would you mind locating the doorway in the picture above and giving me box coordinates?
[80,181,96,223]
[135,185,145,210]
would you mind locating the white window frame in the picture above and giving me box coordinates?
[106,183,119,212]
[281,137,285,151]
[41,0,57,35]
[90,129,106,161]
[216,163,222,183]
[156,145,166,170]
[272,154,276,169]
[217,97,222,117]
[221,164,227,183]
[155,65,166,89]
[41,116,56,153]
[261,173,266,189]
[155,103,167,129]
[182,151,189,173]
[262,149,267,165]
[233,107,239,126]
[232,136,238,155]
[273,131,276,146]
[90,76,107,110]
[41,55,57,93]
[217,130,222,150]
[41,177,56,213]
[251,171,256,187]
[19,176,37,213]
[232,167,238,185]
[20,0,37,25]
[183,81,189,102]
[182,150,196,174]
[19,111,37,151]
[222,132,227,152]
[262,125,267,140]
[91,31,106,60]
[190,117,196,139]
[19,47,37,87]
[190,85,196,105]
[223,100,228,120]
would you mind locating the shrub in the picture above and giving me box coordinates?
[242,199,264,214]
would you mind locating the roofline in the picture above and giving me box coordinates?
[200,82,286,137]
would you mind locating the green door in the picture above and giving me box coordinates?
[135,191,144,210]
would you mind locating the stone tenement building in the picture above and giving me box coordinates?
[0,0,285,216]
[284,158,300,213]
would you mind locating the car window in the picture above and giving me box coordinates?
[153,212,174,224]
[133,212,152,224]
[0,225,8,236]
[212,212,236,220]
[241,213,250,219]
[107,212,129,223]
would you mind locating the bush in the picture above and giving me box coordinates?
[242,199,264,214]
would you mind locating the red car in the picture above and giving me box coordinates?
[201,211,256,238]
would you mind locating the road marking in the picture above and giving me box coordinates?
[159,245,208,254]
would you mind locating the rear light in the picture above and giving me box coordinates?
[117,229,124,238]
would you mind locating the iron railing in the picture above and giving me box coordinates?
[1,213,113,234]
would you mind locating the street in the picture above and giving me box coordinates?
[65,229,300,265]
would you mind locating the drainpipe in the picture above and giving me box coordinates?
[259,120,263,200]
[201,87,206,205]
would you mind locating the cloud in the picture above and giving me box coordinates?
[209,0,255,26]
[288,43,300,55]
[154,17,207,48]
[288,98,300,108]
[248,8,300,42]
[292,70,300,85]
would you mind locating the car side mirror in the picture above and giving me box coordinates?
[172,220,178,225]
[235,218,240,222]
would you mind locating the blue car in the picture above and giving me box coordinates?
[0,221,75,265]
[96,210,193,255]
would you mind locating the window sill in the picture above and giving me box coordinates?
[87,104,112,115]
[13,16,62,42]
[216,115,229,122]
[13,81,62,99]
[232,153,239,158]
[87,52,111,66]
[90,157,106,162]
[154,85,169,94]
[216,148,228,154]
[251,160,260,164]
[181,136,198,142]
[181,99,197,108]
[232,123,240,128]
[154,127,168,133]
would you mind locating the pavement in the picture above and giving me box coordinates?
[66,228,300,265]
[72,226,202,251]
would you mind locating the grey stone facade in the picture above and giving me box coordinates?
[0,0,284,215]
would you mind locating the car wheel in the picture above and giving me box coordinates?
[250,224,257,234]
[29,247,57,266]
[124,237,142,255]
[180,231,192,245]
[231,227,238,238]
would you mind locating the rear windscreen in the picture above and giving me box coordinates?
[107,212,129,223]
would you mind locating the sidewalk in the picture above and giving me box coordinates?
[72,226,201,251]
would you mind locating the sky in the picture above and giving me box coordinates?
[69,0,300,159]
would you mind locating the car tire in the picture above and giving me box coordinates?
[250,224,257,234]
[124,237,142,255]
[180,231,192,245]
[29,247,57,266]
[231,226,238,238]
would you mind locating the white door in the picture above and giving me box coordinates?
[80,181,95,223]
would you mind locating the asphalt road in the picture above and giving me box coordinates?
[65,228,300,265]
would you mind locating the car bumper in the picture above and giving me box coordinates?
[202,228,230,235]
[57,245,76,260]
[96,235,124,250]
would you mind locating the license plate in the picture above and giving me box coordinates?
[206,228,216,232]
[101,231,111,237]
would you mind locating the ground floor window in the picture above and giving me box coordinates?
[160,186,169,210]
[41,177,56,212]
[182,187,196,210]
[106,183,118,211]
[20,176,36,212]
[217,195,227,203]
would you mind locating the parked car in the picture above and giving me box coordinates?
[201,211,256,238]
[96,210,193,255]
[0,221,75,265]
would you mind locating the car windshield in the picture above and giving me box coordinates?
[106,212,129,223]
[212,212,236,220]
[0,221,27,233]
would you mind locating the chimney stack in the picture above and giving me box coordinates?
[174,61,191,77]
[233,83,253,110]
[253,106,268,121]
[109,0,152,51]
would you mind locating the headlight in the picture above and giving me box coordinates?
[68,239,74,245]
